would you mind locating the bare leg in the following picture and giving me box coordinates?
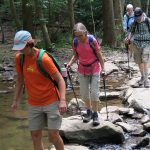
[84,100,91,109]
[31,130,44,150]
[48,129,64,150]
[138,63,145,77]
[91,100,99,112]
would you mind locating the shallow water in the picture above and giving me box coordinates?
[0,80,149,150]
[0,81,51,150]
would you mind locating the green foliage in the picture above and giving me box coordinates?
[74,0,103,34]
[54,32,72,48]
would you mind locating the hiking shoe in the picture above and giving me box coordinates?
[132,77,145,88]
[83,109,92,123]
[138,77,145,86]
[144,80,150,88]
[92,112,100,126]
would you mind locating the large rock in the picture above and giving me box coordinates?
[60,116,125,144]
[50,144,89,150]
[123,88,150,113]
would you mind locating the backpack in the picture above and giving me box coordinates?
[126,13,134,30]
[132,17,150,33]
[73,34,98,58]
[19,49,61,88]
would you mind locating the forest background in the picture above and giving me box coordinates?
[0,0,149,51]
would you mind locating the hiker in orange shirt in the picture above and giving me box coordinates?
[11,30,67,150]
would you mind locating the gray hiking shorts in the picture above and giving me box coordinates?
[131,44,150,64]
[28,101,62,131]
[79,73,100,101]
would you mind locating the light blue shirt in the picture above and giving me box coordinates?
[123,12,134,31]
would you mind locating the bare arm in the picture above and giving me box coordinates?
[11,73,24,112]
[51,71,67,114]
[67,51,78,68]
[95,48,105,71]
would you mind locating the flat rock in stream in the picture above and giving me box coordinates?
[123,88,150,113]
[60,115,125,144]
[50,144,89,150]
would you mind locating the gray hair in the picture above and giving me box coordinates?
[73,22,87,34]
[126,4,133,10]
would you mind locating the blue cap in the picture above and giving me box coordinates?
[12,30,32,50]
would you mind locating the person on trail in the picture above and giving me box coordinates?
[123,4,134,33]
[11,30,67,150]
[66,22,105,126]
[125,7,150,88]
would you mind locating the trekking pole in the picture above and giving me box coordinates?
[125,44,131,79]
[101,72,109,120]
[64,63,83,120]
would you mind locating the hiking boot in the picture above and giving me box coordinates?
[92,112,100,126]
[83,109,92,123]
[144,80,150,88]
[138,77,145,86]
[132,77,145,88]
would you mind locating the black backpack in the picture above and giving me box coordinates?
[132,17,150,33]
[126,13,134,30]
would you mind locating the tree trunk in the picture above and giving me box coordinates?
[113,0,123,47]
[34,0,51,50]
[9,0,22,30]
[22,0,34,37]
[102,0,116,47]
[121,0,125,15]
[132,0,141,8]
[146,0,150,15]
[67,0,75,31]
[0,19,5,43]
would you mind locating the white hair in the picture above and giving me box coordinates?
[73,22,87,34]
[126,4,133,10]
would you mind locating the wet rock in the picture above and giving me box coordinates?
[60,115,125,144]
[140,115,150,124]
[99,91,120,99]
[68,98,85,108]
[131,112,143,119]
[118,107,130,115]
[143,122,150,132]
[127,108,134,116]
[132,137,150,149]
[100,106,119,114]
[124,88,150,113]
[131,129,147,137]
[116,122,137,133]
[0,64,4,71]
[100,112,123,123]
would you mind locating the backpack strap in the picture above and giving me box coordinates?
[19,52,24,70]
[145,17,150,32]
[37,49,49,78]
[126,13,134,30]
[37,49,58,88]
[132,20,139,33]
[133,17,150,34]
[73,37,78,49]
[88,35,98,59]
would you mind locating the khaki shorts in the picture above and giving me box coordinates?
[79,73,100,101]
[131,44,150,64]
[28,101,62,131]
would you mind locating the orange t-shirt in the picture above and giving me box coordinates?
[15,49,59,106]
